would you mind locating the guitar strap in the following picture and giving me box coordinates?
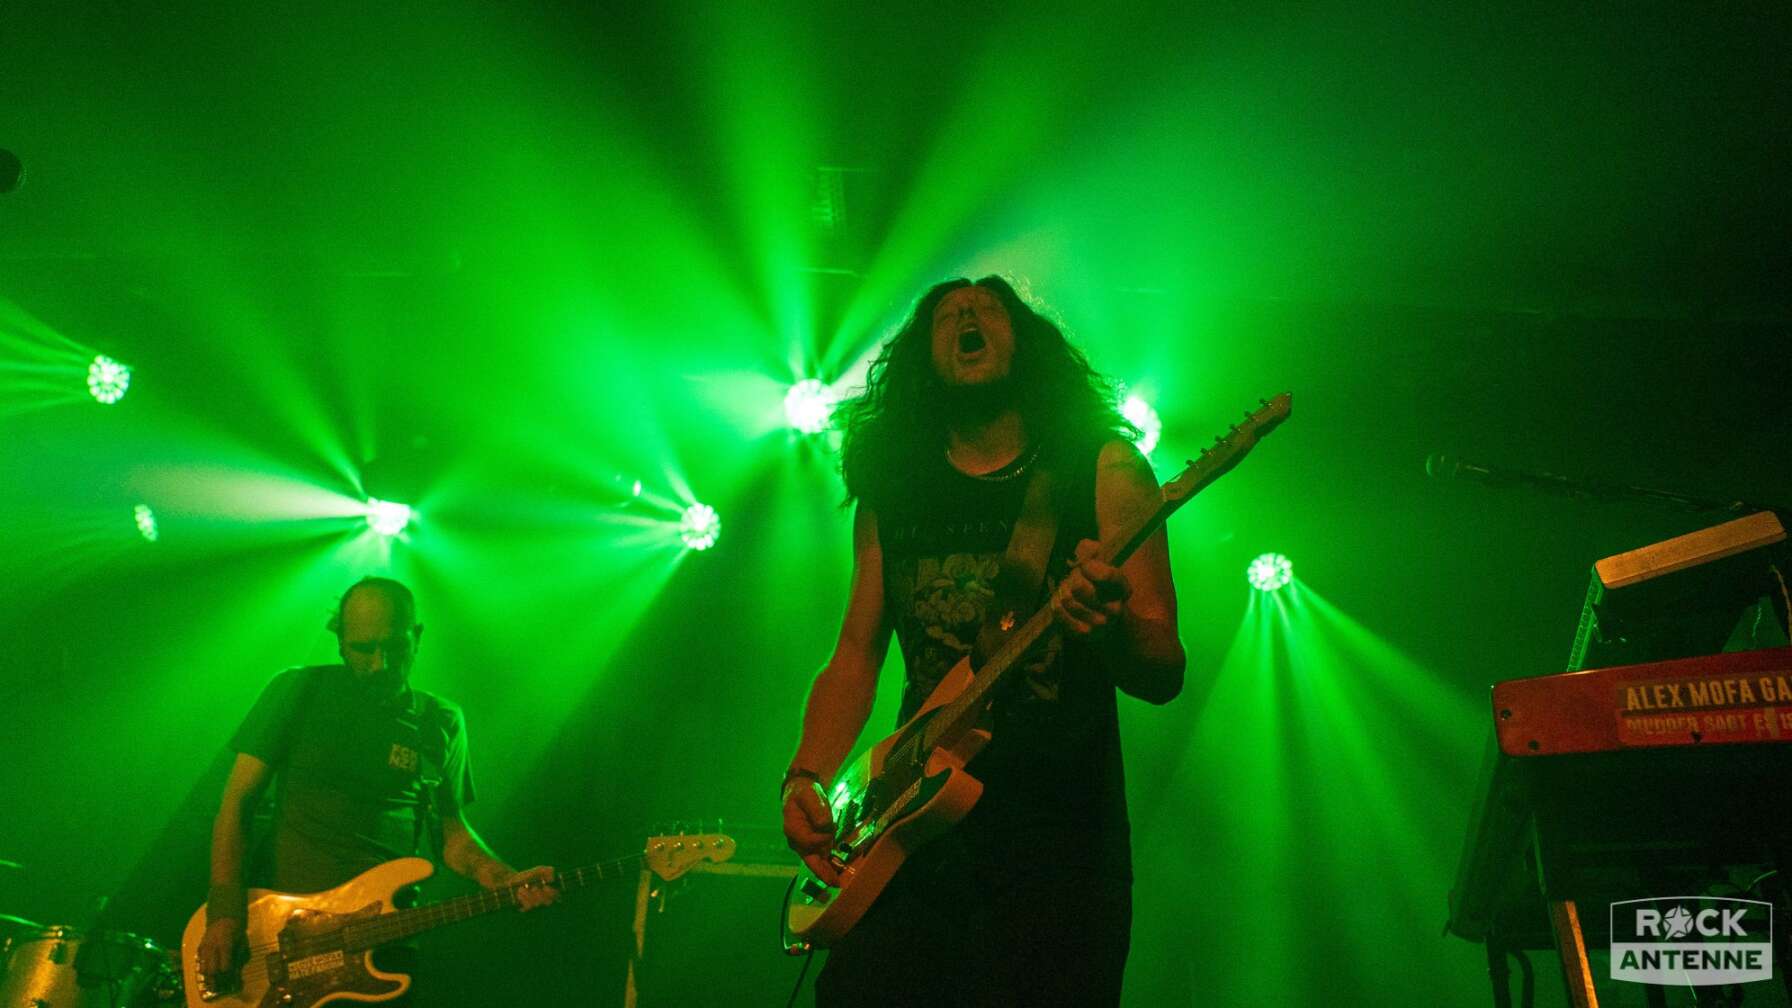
[971,465,1059,669]
[410,695,447,864]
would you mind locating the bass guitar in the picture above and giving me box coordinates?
[783,393,1291,948]
[182,832,734,1007]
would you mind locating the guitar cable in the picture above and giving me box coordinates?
[784,948,817,1008]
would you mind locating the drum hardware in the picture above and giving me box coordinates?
[0,923,177,1007]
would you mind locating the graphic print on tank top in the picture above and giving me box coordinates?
[889,547,1067,714]
[877,448,1098,726]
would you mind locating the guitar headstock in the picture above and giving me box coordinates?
[644,833,736,880]
[1161,393,1292,505]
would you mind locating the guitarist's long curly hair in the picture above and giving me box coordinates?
[836,275,1136,511]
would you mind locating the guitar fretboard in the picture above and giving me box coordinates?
[341,856,640,950]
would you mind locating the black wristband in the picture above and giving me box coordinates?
[781,767,823,799]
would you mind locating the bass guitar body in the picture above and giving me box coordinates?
[784,655,989,948]
[181,857,432,1008]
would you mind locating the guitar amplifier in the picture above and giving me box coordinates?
[624,824,807,1008]
[1568,510,1790,670]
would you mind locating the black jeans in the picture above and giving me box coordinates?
[815,838,1132,1008]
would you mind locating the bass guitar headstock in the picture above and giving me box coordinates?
[644,832,737,881]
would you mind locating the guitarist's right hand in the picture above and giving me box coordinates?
[782,776,842,887]
[196,915,245,993]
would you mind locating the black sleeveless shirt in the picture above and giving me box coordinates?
[877,438,1131,881]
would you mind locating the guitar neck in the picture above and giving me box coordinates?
[906,392,1290,770]
[346,857,637,949]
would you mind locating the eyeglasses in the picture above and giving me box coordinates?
[344,636,414,660]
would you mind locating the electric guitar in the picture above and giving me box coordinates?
[783,393,1292,948]
[182,832,734,1007]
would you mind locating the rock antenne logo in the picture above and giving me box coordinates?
[1611,897,1773,986]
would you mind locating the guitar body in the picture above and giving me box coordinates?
[181,857,432,1008]
[785,655,990,947]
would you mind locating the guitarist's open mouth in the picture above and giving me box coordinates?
[956,330,986,355]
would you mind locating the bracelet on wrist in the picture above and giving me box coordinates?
[781,767,823,799]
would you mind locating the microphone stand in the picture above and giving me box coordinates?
[1433,456,1786,518]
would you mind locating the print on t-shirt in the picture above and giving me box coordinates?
[891,550,1066,710]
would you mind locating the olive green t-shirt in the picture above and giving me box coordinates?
[231,665,474,893]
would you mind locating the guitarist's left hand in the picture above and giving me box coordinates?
[1051,539,1130,638]
[495,865,560,911]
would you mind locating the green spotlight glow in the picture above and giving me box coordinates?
[1247,553,1292,592]
[1121,392,1161,455]
[680,502,721,551]
[783,378,839,434]
[132,504,158,542]
[365,498,413,537]
[87,354,131,404]
[607,474,646,501]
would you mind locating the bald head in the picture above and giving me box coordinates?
[332,577,422,690]
[335,577,415,629]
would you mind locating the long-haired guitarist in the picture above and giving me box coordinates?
[782,277,1187,1006]
[196,577,558,1004]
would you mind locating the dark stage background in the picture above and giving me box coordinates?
[2,3,1788,1006]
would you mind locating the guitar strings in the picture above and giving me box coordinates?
[222,853,651,987]
[215,846,652,990]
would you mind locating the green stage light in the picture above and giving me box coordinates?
[784,379,839,434]
[87,354,131,404]
[680,502,721,551]
[365,498,413,537]
[133,504,158,542]
[1248,553,1293,592]
[1121,392,1161,456]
